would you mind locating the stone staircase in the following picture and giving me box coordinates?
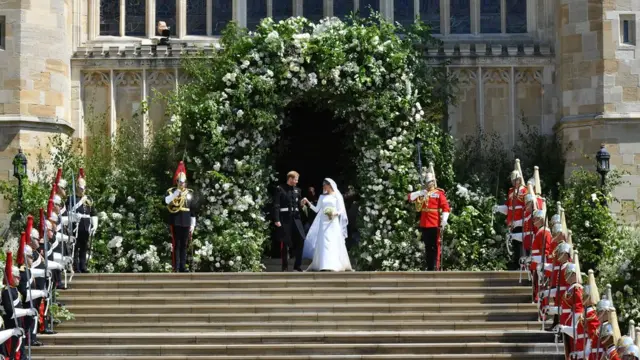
[32,268,563,360]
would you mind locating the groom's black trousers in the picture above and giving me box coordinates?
[282,227,304,271]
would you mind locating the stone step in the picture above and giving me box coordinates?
[65,303,537,315]
[60,286,530,297]
[60,293,532,306]
[32,342,560,356]
[39,331,556,346]
[56,320,543,332]
[73,271,527,281]
[67,310,538,324]
[32,355,563,360]
[66,278,528,289]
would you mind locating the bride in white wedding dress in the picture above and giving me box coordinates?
[301,178,353,272]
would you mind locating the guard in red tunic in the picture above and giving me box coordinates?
[582,271,601,359]
[494,159,528,270]
[557,260,587,359]
[407,162,450,271]
[529,209,550,305]
[164,161,196,272]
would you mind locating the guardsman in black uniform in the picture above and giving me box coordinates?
[2,252,36,359]
[164,161,196,273]
[67,168,98,273]
[273,171,306,272]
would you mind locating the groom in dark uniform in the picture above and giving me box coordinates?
[273,171,306,272]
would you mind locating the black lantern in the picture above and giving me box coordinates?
[595,144,610,187]
[12,148,27,222]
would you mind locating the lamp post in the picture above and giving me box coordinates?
[12,148,28,223]
[596,144,610,187]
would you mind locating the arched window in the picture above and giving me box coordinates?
[125,0,147,36]
[212,0,233,35]
[187,0,207,35]
[480,0,501,34]
[450,0,471,34]
[506,0,527,33]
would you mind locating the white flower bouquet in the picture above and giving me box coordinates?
[324,207,337,220]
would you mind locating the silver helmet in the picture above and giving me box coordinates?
[623,345,640,359]
[600,322,615,339]
[596,299,615,313]
[525,193,536,204]
[556,242,572,256]
[552,223,563,235]
[551,214,561,226]
[533,209,546,220]
[618,336,635,353]
[564,263,578,281]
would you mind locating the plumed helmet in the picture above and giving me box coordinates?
[623,344,640,359]
[525,193,536,204]
[53,194,62,206]
[424,172,435,184]
[556,242,572,256]
[16,232,26,266]
[597,299,616,313]
[564,263,578,281]
[551,214,561,226]
[601,322,615,339]
[173,161,187,185]
[24,215,34,243]
[30,228,39,241]
[3,252,15,287]
[552,223,564,235]
[24,245,33,258]
[619,336,635,352]
[533,209,546,220]
[510,170,520,181]
[58,178,67,190]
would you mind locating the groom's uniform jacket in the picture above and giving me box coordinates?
[408,188,450,229]
[273,185,305,247]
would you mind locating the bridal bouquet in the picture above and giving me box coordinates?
[324,207,337,220]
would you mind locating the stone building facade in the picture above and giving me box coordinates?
[0,0,638,221]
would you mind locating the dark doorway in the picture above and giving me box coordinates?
[267,102,357,258]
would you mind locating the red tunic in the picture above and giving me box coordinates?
[584,306,600,359]
[561,284,586,358]
[530,227,552,271]
[505,186,527,228]
[407,189,450,228]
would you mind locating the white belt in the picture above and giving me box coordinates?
[513,205,523,209]
[531,255,542,263]
[279,208,299,212]
[562,309,572,314]
[569,351,586,359]
[531,250,541,254]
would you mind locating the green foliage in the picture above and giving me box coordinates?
[169,15,455,271]
[559,168,625,273]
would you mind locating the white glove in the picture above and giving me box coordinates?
[11,328,24,337]
[90,216,98,236]
[61,216,69,226]
[27,308,37,317]
[494,205,508,215]
[440,212,450,230]
[165,189,182,205]
[190,217,196,234]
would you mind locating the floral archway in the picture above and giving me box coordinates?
[170,14,456,271]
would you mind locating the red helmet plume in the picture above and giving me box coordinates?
[3,252,14,287]
[78,168,86,189]
[54,168,62,186]
[17,232,26,266]
[46,199,54,220]
[25,214,33,241]
[173,161,187,185]
[49,182,57,202]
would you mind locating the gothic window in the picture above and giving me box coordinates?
[480,0,501,33]
[394,0,414,28]
[303,0,324,23]
[419,0,440,33]
[273,0,294,23]
[125,0,146,36]
[187,0,207,35]
[0,16,5,50]
[156,0,177,36]
[506,0,527,33]
[359,0,379,17]
[334,0,355,20]
[100,0,120,36]
[212,0,233,35]
[247,0,267,31]
[450,0,470,34]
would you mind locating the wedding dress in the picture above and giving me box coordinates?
[302,178,353,272]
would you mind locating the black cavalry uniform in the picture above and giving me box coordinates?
[273,185,305,271]
[166,187,196,272]
[66,194,96,273]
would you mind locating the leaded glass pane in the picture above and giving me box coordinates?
[212,0,233,35]
[187,0,207,35]
[359,0,379,17]
[450,0,470,34]
[156,0,176,36]
[480,0,501,33]
[273,0,293,22]
[100,0,120,36]
[394,0,414,28]
[334,0,355,20]
[506,0,527,33]
[303,0,324,23]
[125,0,146,36]
[247,0,267,30]
[419,0,440,33]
